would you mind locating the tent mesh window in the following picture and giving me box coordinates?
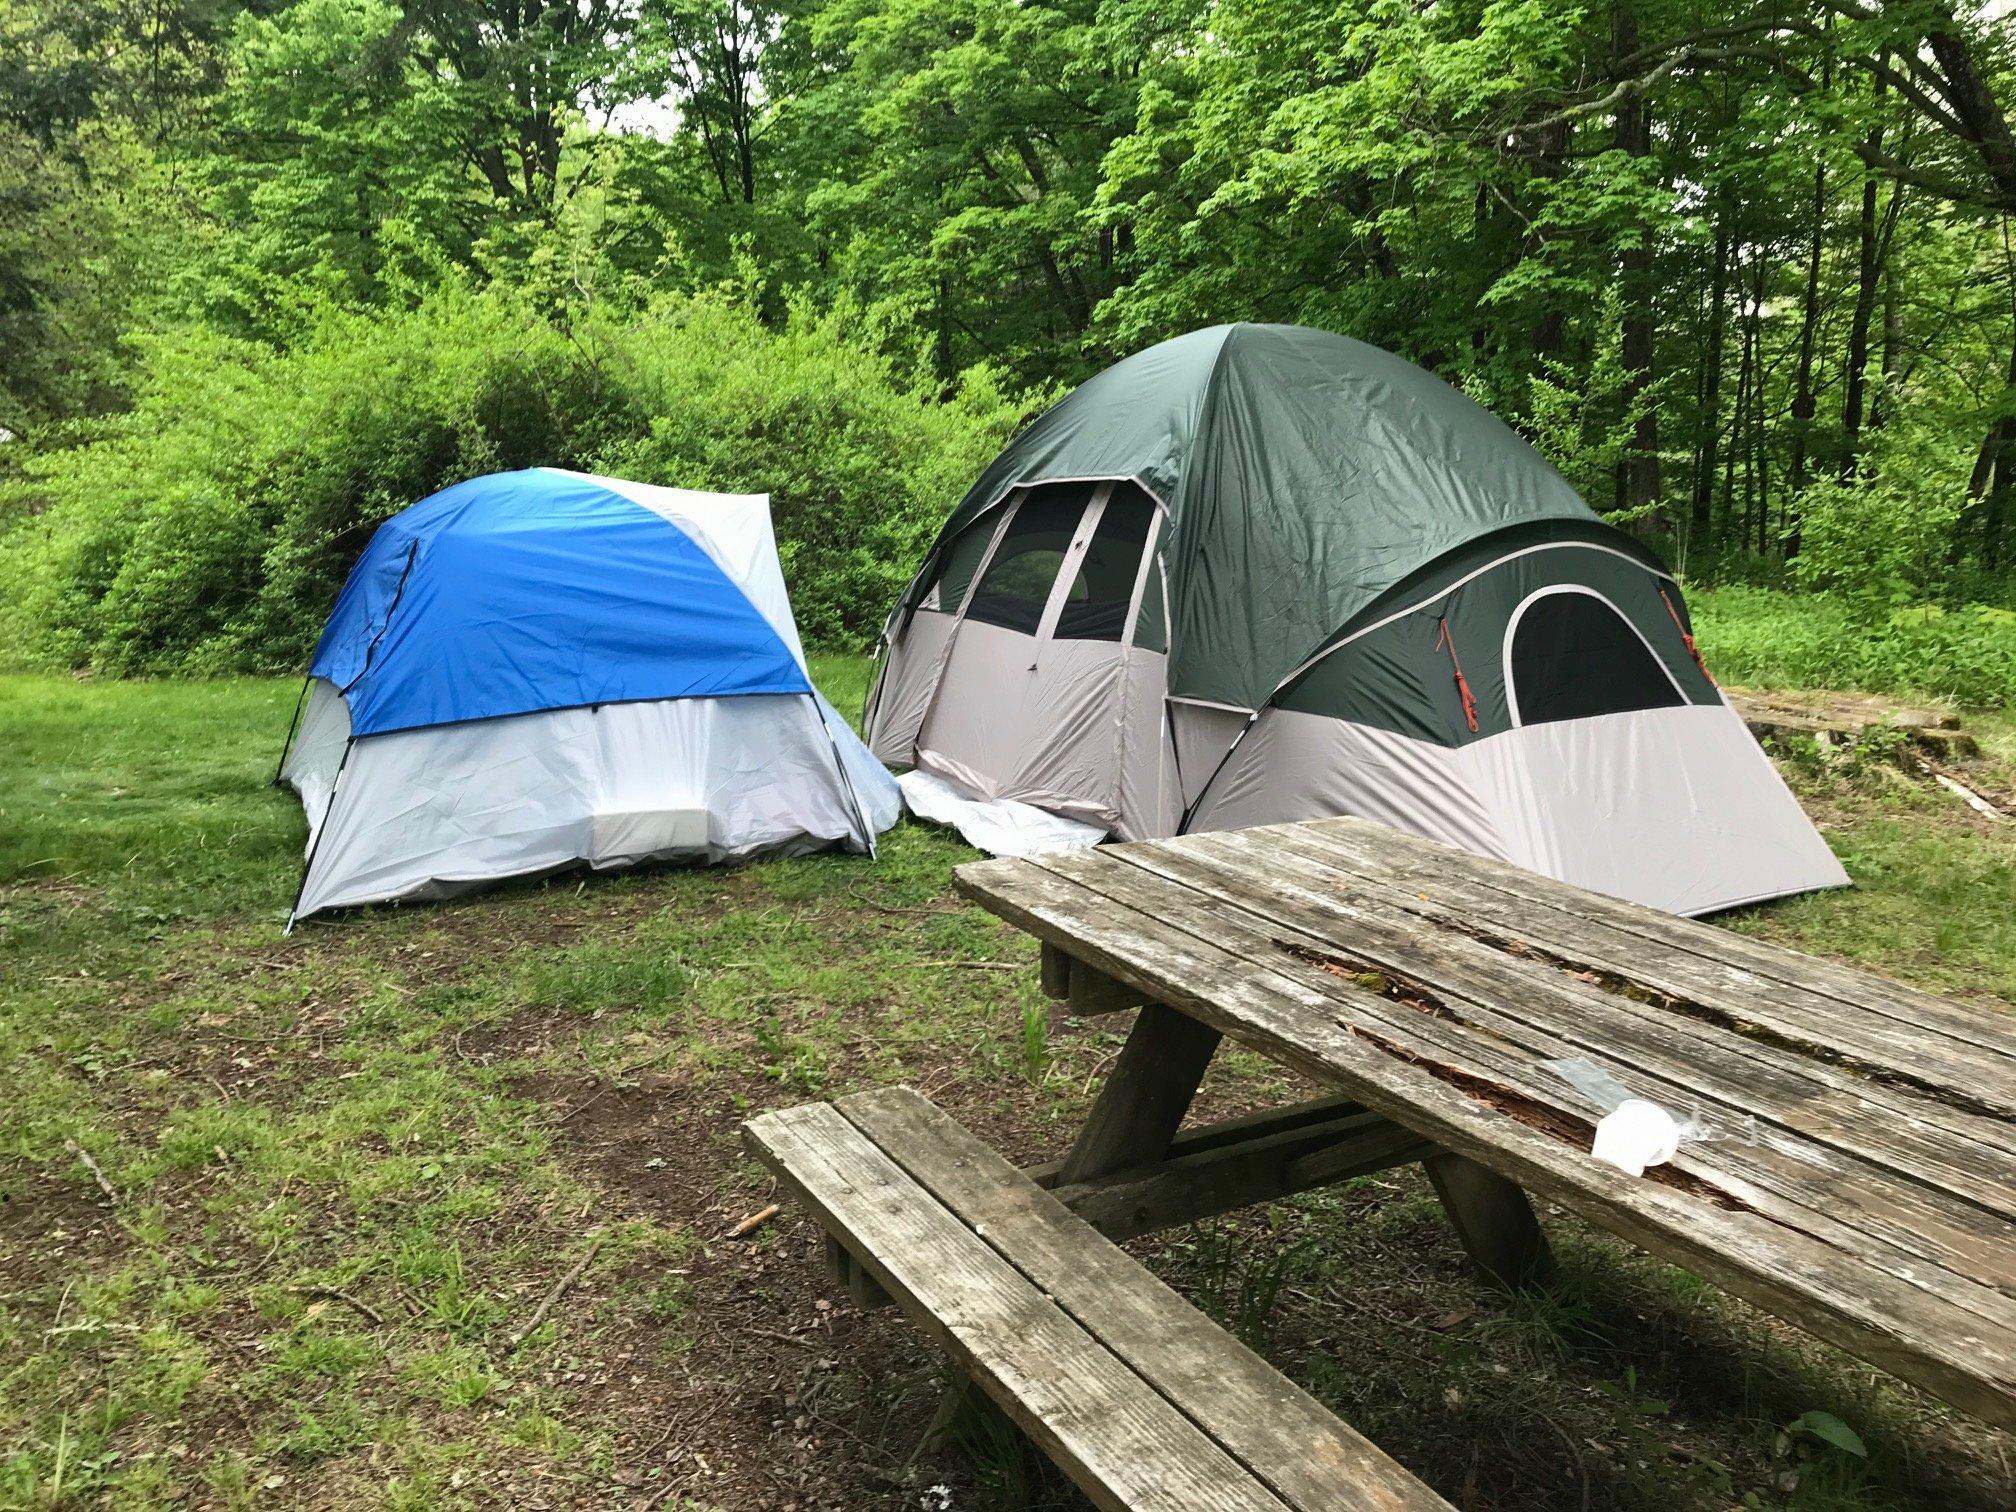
[1509,590,1686,726]
[964,486,1092,635]
[920,512,1005,613]
[1056,488,1156,641]
[1131,545,1168,654]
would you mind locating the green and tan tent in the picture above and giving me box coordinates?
[864,323,1847,916]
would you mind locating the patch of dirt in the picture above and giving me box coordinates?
[498,1004,1320,1510]
[517,1056,954,1507]
[0,1170,123,1287]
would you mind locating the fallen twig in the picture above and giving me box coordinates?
[64,1137,119,1205]
[508,1234,605,1349]
[287,1284,385,1326]
[744,1324,824,1350]
[726,1203,780,1239]
[550,1083,616,1127]
[1917,758,2008,820]
[900,960,1022,971]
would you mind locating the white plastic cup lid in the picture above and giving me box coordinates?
[1591,1098,1683,1177]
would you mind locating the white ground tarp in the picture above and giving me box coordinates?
[896,769,1106,859]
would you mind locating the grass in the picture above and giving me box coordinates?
[1,661,2013,1509]
[1689,584,2016,710]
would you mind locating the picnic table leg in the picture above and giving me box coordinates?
[1424,1151,1554,1290]
[1056,1003,1222,1186]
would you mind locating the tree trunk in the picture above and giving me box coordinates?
[1754,249,1771,555]
[1841,66,1887,476]
[1532,120,1571,357]
[1922,22,2016,215]
[731,29,756,204]
[1788,158,1825,547]
[1613,3,1660,524]
[1693,218,1731,545]
[1724,239,1752,544]
[1977,330,2016,570]
[1872,261,1902,430]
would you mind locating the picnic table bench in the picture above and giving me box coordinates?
[746,815,2016,1506]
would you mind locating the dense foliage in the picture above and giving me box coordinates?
[0,289,1020,669]
[2,0,2013,684]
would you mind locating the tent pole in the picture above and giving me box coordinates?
[1177,708,1262,834]
[808,695,879,860]
[272,675,313,788]
[286,736,355,934]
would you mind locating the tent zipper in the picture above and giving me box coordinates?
[1434,617,1480,734]
[1659,588,1714,683]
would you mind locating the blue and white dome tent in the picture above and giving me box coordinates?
[277,468,900,924]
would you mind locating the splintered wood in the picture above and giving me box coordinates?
[955,815,2016,1433]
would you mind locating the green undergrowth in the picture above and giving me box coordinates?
[1690,584,2016,710]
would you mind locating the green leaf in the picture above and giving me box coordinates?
[1786,1410,1867,1458]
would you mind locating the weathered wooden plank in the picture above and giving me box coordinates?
[1285,818,2016,1116]
[743,1101,1299,1512]
[1040,1104,1434,1241]
[1148,831,2016,1254]
[1270,821,2016,1174]
[824,1233,892,1310]
[952,854,2016,1431]
[1073,839,2016,1321]
[837,1087,1451,1512]
[1162,829,2016,1298]
[1075,834,2016,1325]
[1293,818,2016,1102]
[1076,1092,1371,1160]
[1041,940,1073,999]
[1056,1003,1222,1185]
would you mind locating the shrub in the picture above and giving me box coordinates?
[0,286,594,674]
[0,286,1026,674]
[581,293,1024,647]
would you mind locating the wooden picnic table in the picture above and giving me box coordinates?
[954,815,2016,1435]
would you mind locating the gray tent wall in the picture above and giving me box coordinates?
[865,326,1849,916]
[870,477,1179,837]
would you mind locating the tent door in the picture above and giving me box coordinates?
[913,481,1157,826]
